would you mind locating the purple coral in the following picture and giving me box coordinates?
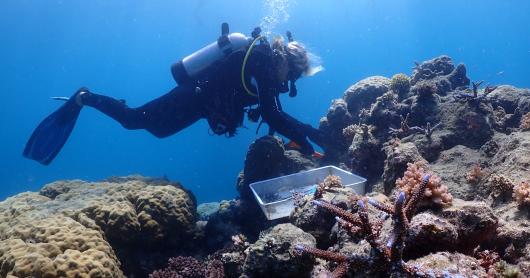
[296,173,456,277]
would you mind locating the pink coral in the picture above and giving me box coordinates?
[513,181,530,207]
[520,112,530,131]
[466,164,485,185]
[314,175,343,199]
[396,162,453,207]
[297,175,450,277]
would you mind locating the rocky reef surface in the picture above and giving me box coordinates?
[2,55,530,277]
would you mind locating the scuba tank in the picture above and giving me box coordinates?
[171,23,250,85]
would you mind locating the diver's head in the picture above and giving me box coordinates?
[272,37,322,83]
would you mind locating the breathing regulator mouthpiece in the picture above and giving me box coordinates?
[286,31,294,42]
[285,30,298,97]
[289,80,297,97]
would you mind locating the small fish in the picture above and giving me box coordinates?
[496,71,504,76]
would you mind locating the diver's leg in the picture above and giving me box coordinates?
[81,85,205,138]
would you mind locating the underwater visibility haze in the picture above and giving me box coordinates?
[1,1,530,277]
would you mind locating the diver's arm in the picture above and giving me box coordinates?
[258,88,315,155]
[249,46,320,155]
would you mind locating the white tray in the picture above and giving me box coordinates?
[250,166,366,220]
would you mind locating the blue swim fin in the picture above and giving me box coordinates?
[23,90,84,165]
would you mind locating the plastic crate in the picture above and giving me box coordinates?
[249,166,366,220]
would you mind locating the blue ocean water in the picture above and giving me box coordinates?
[1,0,529,204]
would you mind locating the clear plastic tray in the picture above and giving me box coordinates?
[249,166,366,220]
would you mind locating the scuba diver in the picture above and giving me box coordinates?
[23,23,326,165]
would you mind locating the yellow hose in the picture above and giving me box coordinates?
[241,35,263,97]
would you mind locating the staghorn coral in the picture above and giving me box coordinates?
[454,81,497,103]
[405,122,442,140]
[396,162,453,207]
[520,112,530,131]
[390,73,411,98]
[513,181,530,207]
[295,174,457,277]
[389,113,411,138]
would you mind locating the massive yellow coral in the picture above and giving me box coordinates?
[390,73,411,97]
[0,176,197,277]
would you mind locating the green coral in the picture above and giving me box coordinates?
[390,73,411,97]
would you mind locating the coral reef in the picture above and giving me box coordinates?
[382,141,426,193]
[513,181,530,207]
[466,164,485,185]
[0,176,197,277]
[390,73,411,99]
[149,256,223,278]
[520,112,530,131]
[242,223,316,277]
[314,175,343,199]
[396,162,453,207]
[343,76,391,123]
[319,99,355,162]
[294,171,463,276]
[5,54,530,277]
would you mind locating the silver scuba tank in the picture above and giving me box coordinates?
[171,32,250,85]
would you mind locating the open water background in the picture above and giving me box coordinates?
[1,0,529,203]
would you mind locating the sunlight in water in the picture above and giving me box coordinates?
[260,0,296,35]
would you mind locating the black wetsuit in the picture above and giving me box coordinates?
[81,43,323,154]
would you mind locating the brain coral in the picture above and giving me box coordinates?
[0,176,197,277]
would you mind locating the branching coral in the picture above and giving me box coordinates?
[466,164,485,185]
[396,162,453,207]
[454,80,496,102]
[409,122,442,139]
[389,113,411,138]
[314,175,343,199]
[513,181,530,207]
[294,174,454,277]
[389,113,440,139]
